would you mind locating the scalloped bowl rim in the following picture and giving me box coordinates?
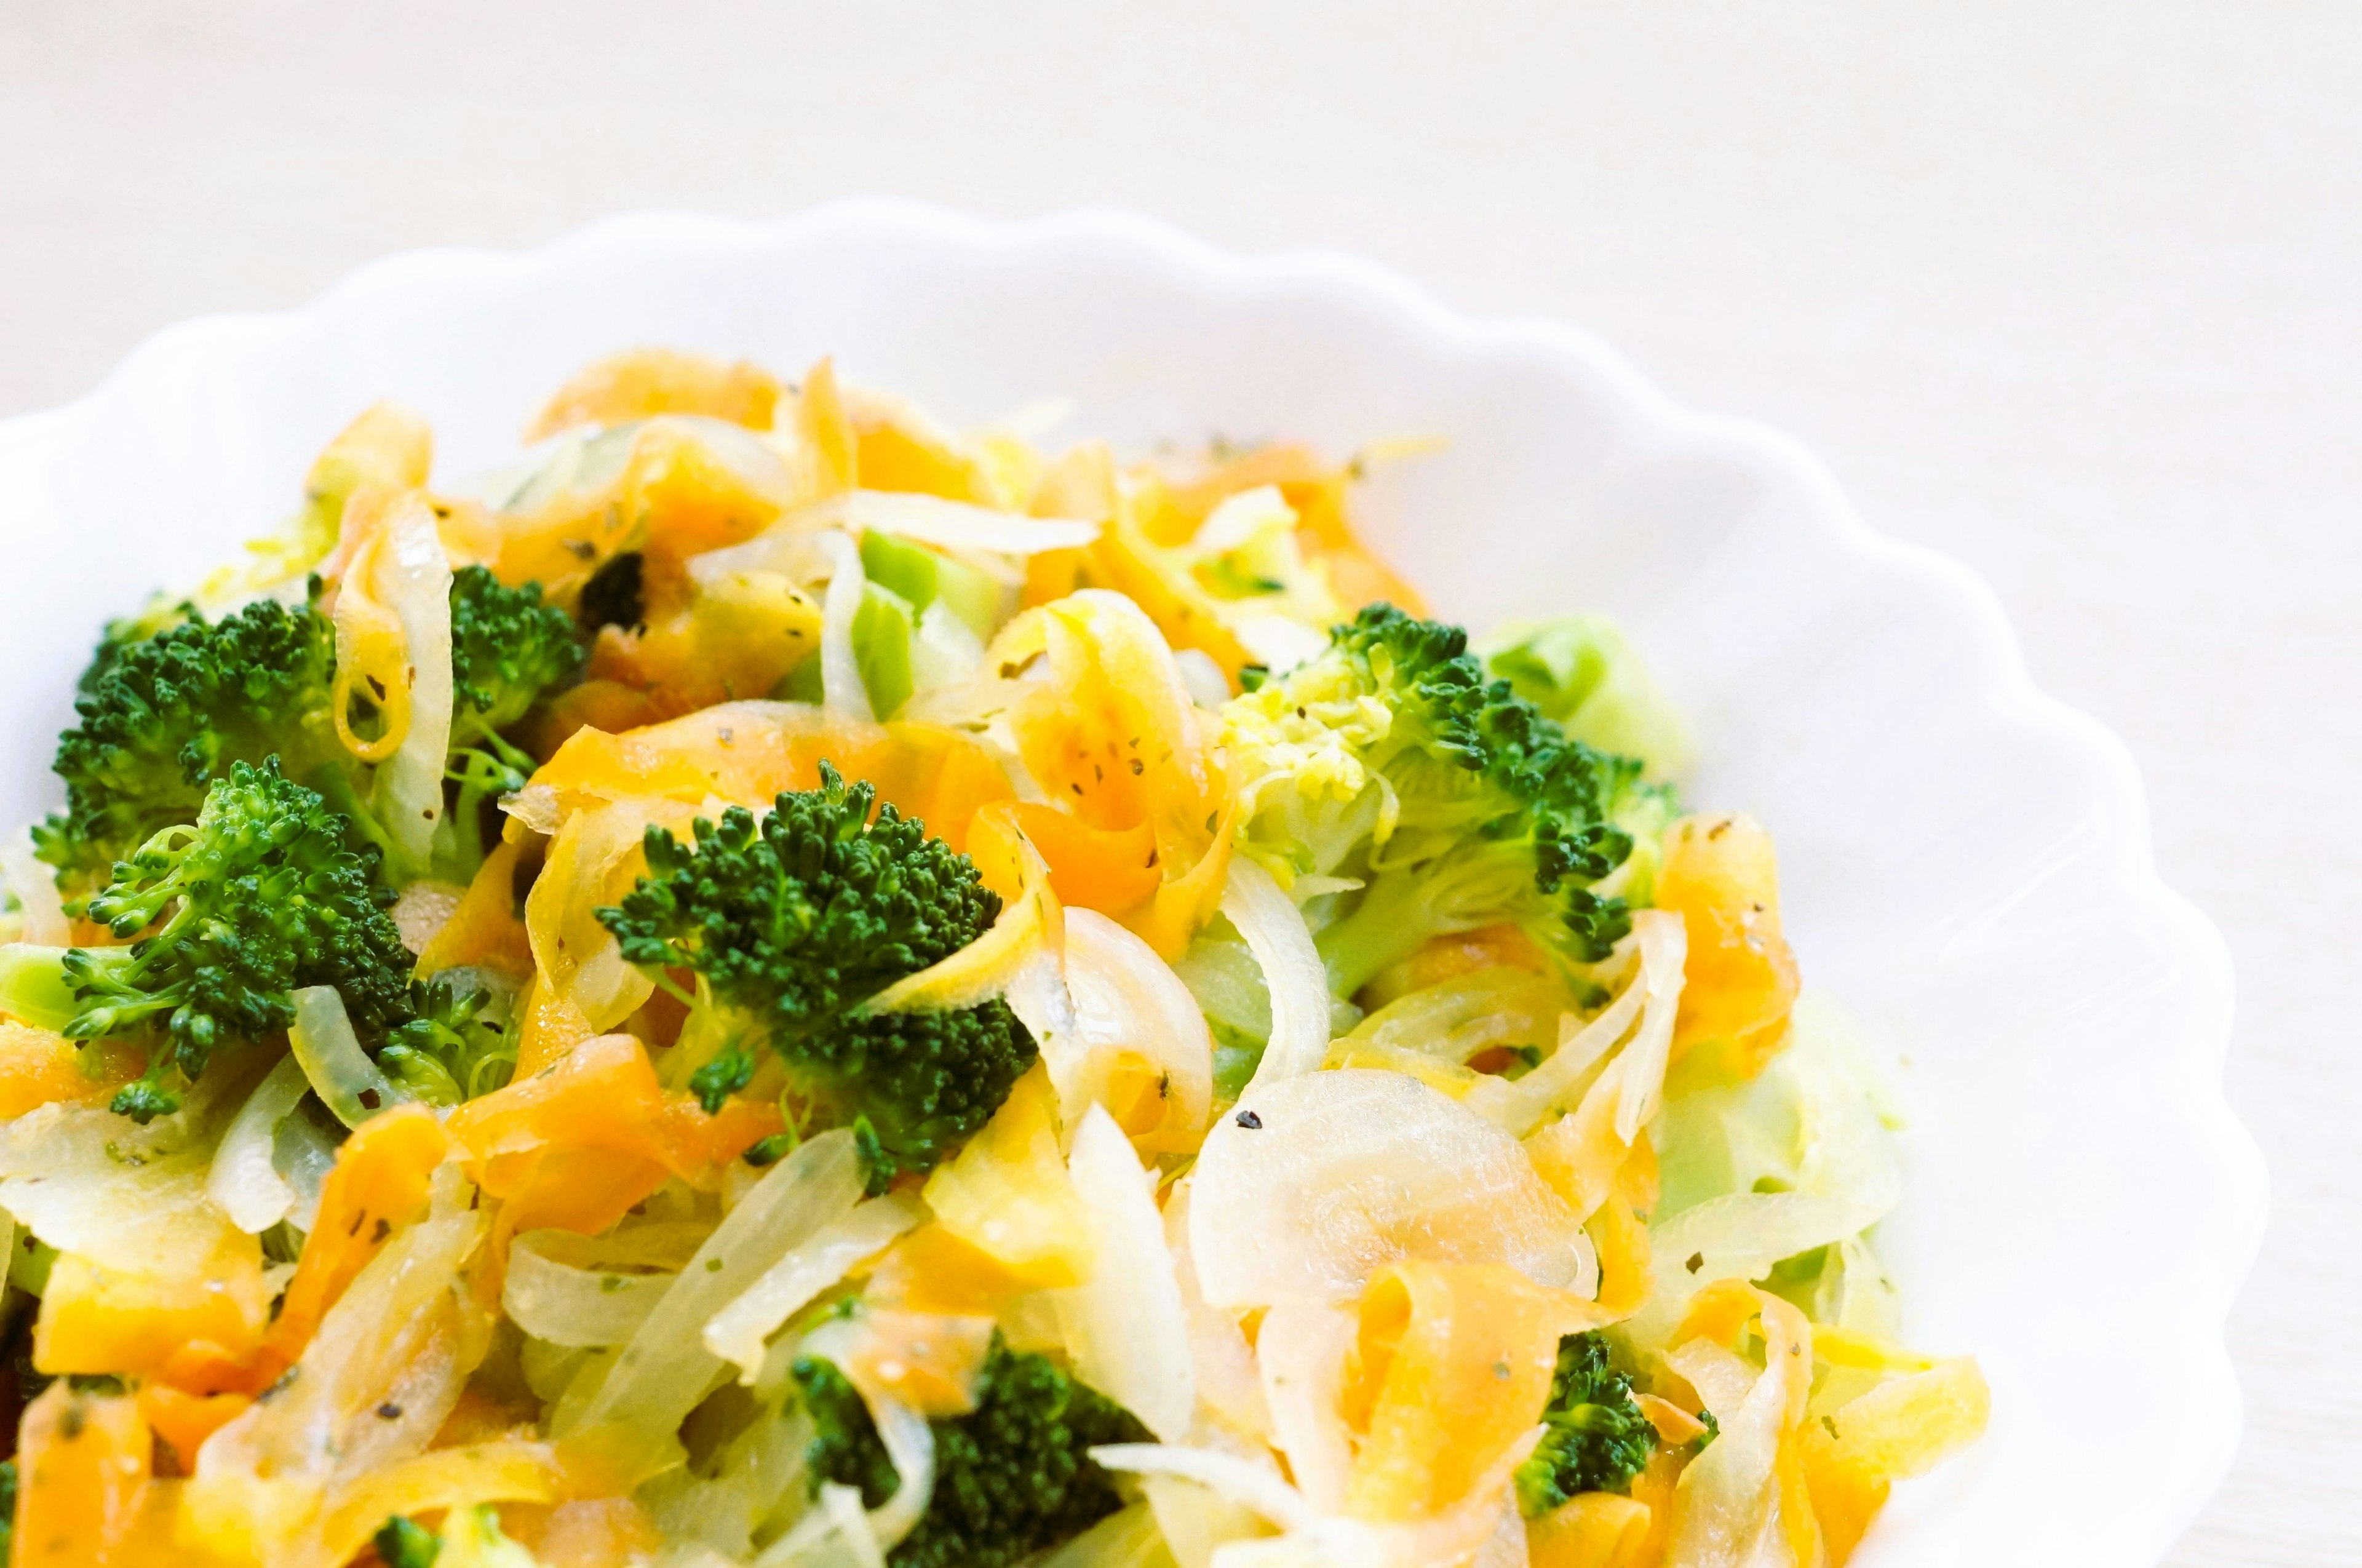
[0,200,2265,1566]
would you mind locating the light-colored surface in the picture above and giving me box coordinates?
[0,4,2352,1561]
[0,197,2268,1568]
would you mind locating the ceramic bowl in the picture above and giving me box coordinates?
[0,201,2264,1567]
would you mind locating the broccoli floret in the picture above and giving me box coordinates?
[597,762,1032,1180]
[1479,614,1694,780]
[441,564,583,876]
[1222,604,1641,995]
[34,595,343,896]
[378,977,519,1105]
[0,760,418,1122]
[793,1338,1153,1568]
[39,572,584,898]
[1514,1331,1658,1517]
[448,565,583,745]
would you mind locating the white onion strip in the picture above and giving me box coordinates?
[504,1231,678,1349]
[816,530,875,723]
[1254,1300,1358,1513]
[704,1192,925,1382]
[1220,858,1330,1091]
[1059,909,1214,1155]
[557,1131,864,1473]
[368,493,455,877]
[206,1052,313,1233]
[1088,1445,1319,1534]
[1611,909,1690,1142]
[288,985,406,1128]
[1054,1105,1195,1441]
[799,490,1102,555]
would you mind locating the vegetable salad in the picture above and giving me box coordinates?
[0,349,1984,1567]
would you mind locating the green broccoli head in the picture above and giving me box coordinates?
[34,595,342,896]
[1222,603,1642,995]
[597,762,1031,1179]
[0,760,419,1122]
[378,977,518,1105]
[792,1337,1153,1568]
[1514,1331,1658,1518]
[448,565,583,745]
[1479,613,1694,780]
[41,571,586,899]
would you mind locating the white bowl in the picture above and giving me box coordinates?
[0,202,2263,1566]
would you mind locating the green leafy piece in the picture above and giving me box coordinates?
[0,760,419,1122]
[1514,1331,1658,1518]
[1222,603,1647,995]
[793,1337,1153,1568]
[1480,614,1693,780]
[597,762,1032,1180]
[0,1457,16,1564]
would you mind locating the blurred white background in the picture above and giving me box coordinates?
[3,2,2356,1560]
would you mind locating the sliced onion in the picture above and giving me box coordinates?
[503,1230,680,1349]
[366,493,456,878]
[0,830,67,947]
[0,1100,242,1279]
[755,1476,889,1568]
[816,531,875,723]
[1088,1445,1318,1535]
[1463,961,1647,1138]
[274,1100,341,1234]
[910,602,985,697]
[1198,1433,1540,1568]
[1059,909,1214,1156]
[704,1192,925,1382]
[1610,909,1689,1142]
[1254,1300,1357,1513]
[1054,1105,1195,1441]
[1189,1069,1590,1309]
[1472,1497,1532,1568]
[798,490,1102,555]
[557,1129,864,1475]
[206,1052,313,1233]
[1627,1191,1891,1353]
[198,1206,487,1492]
[288,985,407,1129]
[1659,1304,1809,1568]
[1163,1180,1270,1441]
[1346,967,1564,1067]
[1219,859,1329,1091]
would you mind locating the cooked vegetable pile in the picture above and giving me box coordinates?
[0,349,1984,1567]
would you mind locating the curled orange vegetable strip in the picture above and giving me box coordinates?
[13,1383,153,1564]
[1345,1260,1597,1523]
[986,591,1233,959]
[258,1105,450,1380]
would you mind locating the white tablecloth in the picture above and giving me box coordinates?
[2,2,2354,1560]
